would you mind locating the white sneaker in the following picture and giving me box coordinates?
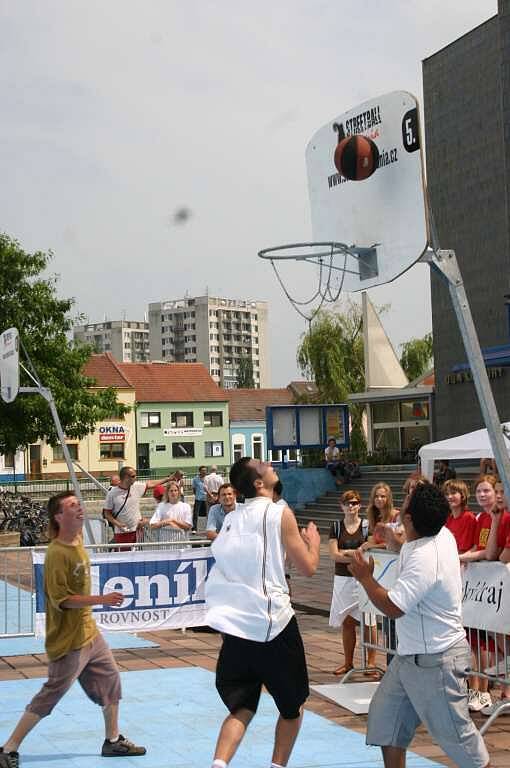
[477,692,492,711]
[482,698,510,717]
[468,689,482,711]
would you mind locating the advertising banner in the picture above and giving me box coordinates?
[358,550,510,633]
[33,547,214,637]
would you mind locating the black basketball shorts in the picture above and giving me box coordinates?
[215,615,309,719]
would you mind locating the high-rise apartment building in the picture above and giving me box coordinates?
[73,320,150,363]
[148,295,270,388]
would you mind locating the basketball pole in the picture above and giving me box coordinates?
[428,248,510,504]
[19,377,96,545]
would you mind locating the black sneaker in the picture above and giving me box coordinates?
[0,749,19,768]
[101,735,146,757]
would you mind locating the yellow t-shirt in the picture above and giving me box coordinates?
[44,538,98,660]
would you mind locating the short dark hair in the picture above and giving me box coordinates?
[406,482,448,537]
[47,491,76,539]
[273,479,283,497]
[218,482,235,496]
[119,466,134,480]
[230,457,261,499]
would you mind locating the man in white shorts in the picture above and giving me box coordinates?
[205,457,320,768]
[348,482,490,768]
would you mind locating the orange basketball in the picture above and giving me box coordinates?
[333,135,379,180]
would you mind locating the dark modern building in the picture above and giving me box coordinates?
[423,0,510,439]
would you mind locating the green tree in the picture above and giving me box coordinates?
[399,332,433,382]
[297,301,366,457]
[0,234,127,454]
[236,354,255,388]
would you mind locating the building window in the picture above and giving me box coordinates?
[171,442,195,458]
[4,452,15,469]
[155,444,166,452]
[140,412,161,428]
[100,443,125,459]
[171,411,194,427]
[270,449,282,462]
[372,402,399,423]
[53,443,79,461]
[400,400,429,421]
[205,441,224,458]
[252,434,263,460]
[204,411,223,427]
[288,447,298,461]
[232,435,245,462]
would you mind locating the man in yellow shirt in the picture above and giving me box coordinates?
[0,491,146,768]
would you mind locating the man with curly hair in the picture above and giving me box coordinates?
[348,482,489,768]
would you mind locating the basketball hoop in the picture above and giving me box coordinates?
[258,241,378,321]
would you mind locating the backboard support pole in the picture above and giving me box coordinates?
[430,249,510,504]
[19,385,96,544]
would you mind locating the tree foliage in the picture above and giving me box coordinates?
[0,234,127,453]
[297,301,366,456]
[399,332,433,382]
[236,354,255,388]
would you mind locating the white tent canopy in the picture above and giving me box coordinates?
[419,423,510,480]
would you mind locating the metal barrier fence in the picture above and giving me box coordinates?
[0,468,232,498]
[354,613,510,735]
[0,536,210,639]
[135,526,191,550]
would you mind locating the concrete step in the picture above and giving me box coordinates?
[295,467,481,531]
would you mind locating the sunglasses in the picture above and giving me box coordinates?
[344,500,360,507]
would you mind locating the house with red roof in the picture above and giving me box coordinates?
[35,353,137,478]
[86,354,230,473]
[32,353,231,477]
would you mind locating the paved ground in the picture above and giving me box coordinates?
[1,539,510,766]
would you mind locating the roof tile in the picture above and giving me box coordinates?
[227,388,294,421]
[83,354,226,402]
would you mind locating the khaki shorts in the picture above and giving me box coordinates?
[367,640,489,768]
[27,633,122,717]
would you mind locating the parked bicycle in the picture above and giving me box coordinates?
[0,490,49,545]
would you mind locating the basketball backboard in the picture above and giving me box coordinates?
[0,327,19,403]
[305,91,428,292]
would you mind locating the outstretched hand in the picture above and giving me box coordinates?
[347,549,374,582]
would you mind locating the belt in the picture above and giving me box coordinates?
[404,640,468,667]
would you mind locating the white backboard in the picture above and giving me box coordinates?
[0,327,20,403]
[305,91,428,292]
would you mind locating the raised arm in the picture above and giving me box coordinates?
[281,507,320,577]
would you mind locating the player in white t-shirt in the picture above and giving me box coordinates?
[347,482,489,768]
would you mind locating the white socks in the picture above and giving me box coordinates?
[211,758,285,767]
